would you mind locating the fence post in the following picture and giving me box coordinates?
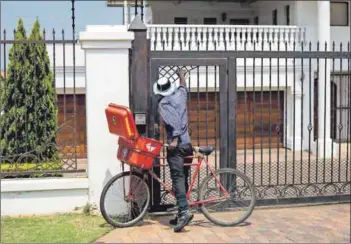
[128,15,148,137]
[80,25,134,208]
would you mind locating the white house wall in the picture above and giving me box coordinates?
[47,43,86,93]
[294,1,350,47]
[150,1,255,24]
[251,1,296,25]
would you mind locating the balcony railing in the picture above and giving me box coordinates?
[147,25,306,51]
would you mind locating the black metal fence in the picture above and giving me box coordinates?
[149,43,351,208]
[0,1,86,178]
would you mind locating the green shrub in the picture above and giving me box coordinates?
[0,18,58,161]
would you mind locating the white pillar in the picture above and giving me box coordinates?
[286,87,303,151]
[315,1,333,158]
[123,0,129,25]
[144,0,153,24]
[80,26,134,208]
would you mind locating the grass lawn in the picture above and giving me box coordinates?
[1,214,113,243]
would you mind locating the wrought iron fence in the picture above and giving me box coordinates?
[0,0,86,178]
[149,42,351,207]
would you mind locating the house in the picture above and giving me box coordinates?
[49,0,350,156]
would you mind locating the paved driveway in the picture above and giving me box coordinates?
[96,203,350,243]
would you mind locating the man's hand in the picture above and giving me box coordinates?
[176,68,186,86]
[169,137,179,150]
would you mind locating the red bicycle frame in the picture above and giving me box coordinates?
[146,152,229,207]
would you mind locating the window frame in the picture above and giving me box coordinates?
[330,2,349,26]
[272,9,278,25]
[203,17,217,25]
[229,18,250,25]
[254,16,259,25]
[285,5,290,25]
[174,17,188,25]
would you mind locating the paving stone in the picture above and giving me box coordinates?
[95,203,350,243]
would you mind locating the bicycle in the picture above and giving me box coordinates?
[100,144,256,228]
[101,103,256,228]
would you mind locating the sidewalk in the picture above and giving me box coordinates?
[96,203,350,243]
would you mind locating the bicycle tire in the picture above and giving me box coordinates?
[199,168,256,227]
[100,171,150,228]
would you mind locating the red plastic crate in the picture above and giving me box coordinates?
[117,136,163,169]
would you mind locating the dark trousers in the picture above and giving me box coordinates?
[167,143,193,214]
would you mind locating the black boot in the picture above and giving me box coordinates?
[173,210,194,233]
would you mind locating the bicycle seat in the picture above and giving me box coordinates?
[198,146,215,156]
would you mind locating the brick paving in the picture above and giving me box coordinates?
[95,203,350,243]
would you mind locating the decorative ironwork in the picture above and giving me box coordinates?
[148,44,351,208]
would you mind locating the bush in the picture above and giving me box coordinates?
[0,18,58,161]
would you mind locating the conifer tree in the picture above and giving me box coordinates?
[0,18,30,157]
[0,18,58,160]
[26,19,58,159]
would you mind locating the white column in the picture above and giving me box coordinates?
[286,87,303,151]
[144,0,153,24]
[123,0,129,25]
[80,26,134,208]
[315,1,333,158]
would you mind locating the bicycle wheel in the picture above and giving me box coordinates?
[100,171,150,228]
[199,168,256,226]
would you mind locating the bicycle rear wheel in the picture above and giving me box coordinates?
[199,168,256,226]
[100,171,150,228]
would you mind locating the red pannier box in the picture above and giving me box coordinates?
[105,103,163,169]
[105,103,139,139]
[117,137,162,169]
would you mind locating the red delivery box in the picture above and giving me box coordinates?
[105,103,139,139]
[117,136,162,169]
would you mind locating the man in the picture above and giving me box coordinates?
[153,69,194,232]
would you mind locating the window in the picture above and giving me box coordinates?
[285,5,290,25]
[272,9,278,25]
[229,19,250,25]
[204,18,217,25]
[254,16,259,25]
[330,2,349,26]
[174,17,187,24]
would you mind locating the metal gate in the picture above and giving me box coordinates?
[147,49,351,210]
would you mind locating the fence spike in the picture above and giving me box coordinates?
[332,41,335,51]
[308,41,312,51]
[340,42,343,51]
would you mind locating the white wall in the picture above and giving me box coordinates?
[47,44,86,93]
[150,1,255,24]
[252,1,296,25]
[330,0,350,51]
[1,178,89,216]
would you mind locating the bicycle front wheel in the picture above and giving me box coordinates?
[100,171,150,228]
[199,168,256,226]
